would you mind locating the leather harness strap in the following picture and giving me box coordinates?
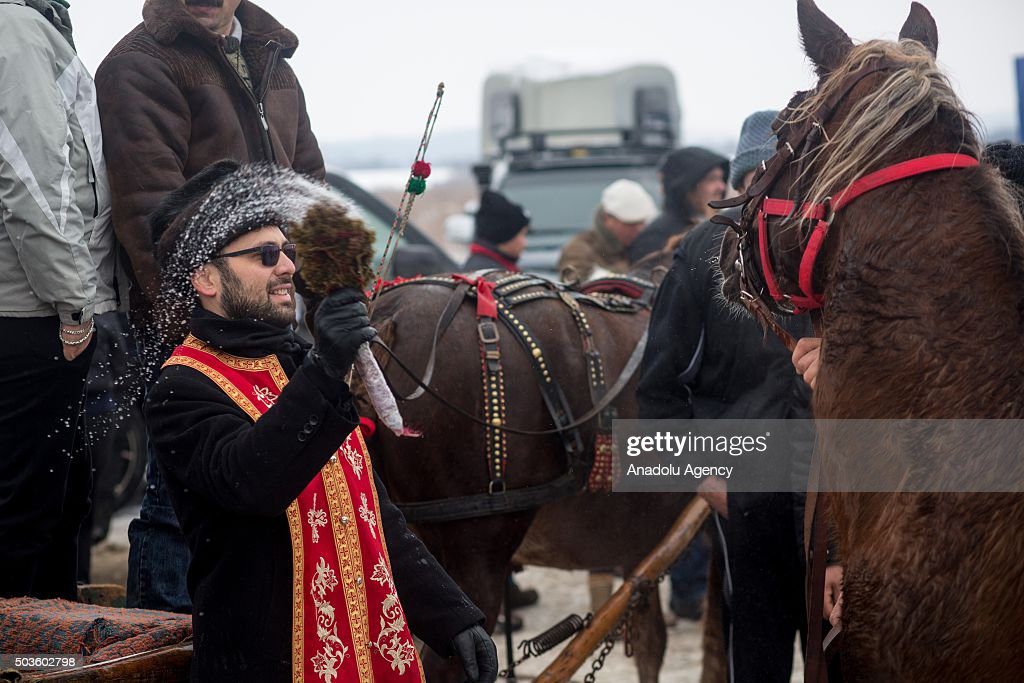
[401,280,470,400]
[494,298,586,482]
[559,291,619,491]
[398,472,580,524]
[453,274,512,494]
[374,329,647,440]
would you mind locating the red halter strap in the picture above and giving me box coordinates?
[757,153,980,313]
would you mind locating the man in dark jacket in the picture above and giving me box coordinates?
[637,112,812,682]
[462,190,530,272]
[145,161,497,682]
[629,146,728,262]
[95,0,326,611]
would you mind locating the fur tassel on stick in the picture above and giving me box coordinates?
[291,202,416,437]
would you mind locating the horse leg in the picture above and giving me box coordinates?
[626,576,667,683]
[700,541,727,683]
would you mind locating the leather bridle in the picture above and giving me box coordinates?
[712,58,979,316]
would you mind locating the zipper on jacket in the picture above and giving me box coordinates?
[253,41,283,162]
[87,155,99,219]
[256,41,282,108]
[218,39,281,163]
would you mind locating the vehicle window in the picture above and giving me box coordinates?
[502,168,660,231]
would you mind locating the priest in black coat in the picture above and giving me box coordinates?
[143,161,496,682]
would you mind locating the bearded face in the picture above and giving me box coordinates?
[197,226,298,329]
[216,262,296,329]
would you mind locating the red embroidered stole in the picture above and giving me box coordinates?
[164,335,425,683]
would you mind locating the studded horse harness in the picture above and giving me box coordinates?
[374,271,654,525]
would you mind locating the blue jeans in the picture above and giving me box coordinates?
[126,449,191,612]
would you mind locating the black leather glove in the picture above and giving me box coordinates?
[451,625,498,683]
[311,288,377,380]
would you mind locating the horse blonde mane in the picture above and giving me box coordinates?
[785,39,981,209]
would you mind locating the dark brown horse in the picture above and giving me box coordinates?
[352,263,720,682]
[718,1,1024,680]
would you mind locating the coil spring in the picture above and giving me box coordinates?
[517,613,587,658]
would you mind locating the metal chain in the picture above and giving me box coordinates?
[583,577,659,683]
[497,572,672,681]
[496,651,531,678]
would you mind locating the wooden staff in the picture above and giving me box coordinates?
[534,497,710,683]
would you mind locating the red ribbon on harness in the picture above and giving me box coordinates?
[452,274,498,318]
[757,153,979,313]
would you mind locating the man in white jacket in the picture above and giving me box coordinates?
[0,0,126,599]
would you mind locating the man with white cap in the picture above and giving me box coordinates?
[557,179,658,282]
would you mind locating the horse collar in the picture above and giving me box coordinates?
[756,152,979,314]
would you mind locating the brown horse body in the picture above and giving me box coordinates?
[720,2,1024,680]
[356,272,715,682]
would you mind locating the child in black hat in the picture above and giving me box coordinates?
[462,190,531,272]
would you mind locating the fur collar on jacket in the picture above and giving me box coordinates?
[142,0,298,55]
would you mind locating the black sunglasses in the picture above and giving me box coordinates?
[210,243,298,268]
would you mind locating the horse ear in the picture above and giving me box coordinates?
[797,0,854,77]
[898,2,938,56]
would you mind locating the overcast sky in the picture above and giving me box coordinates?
[74,0,1024,150]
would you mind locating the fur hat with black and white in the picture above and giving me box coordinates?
[149,160,342,344]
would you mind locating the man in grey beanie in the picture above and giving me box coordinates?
[729,110,780,193]
[638,111,814,681]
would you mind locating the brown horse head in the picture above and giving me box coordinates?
[716,1,1007,320]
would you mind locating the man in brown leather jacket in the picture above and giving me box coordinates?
[94,0,325,612]
[97,0,323,310]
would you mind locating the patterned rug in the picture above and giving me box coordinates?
[0,597,192,663]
